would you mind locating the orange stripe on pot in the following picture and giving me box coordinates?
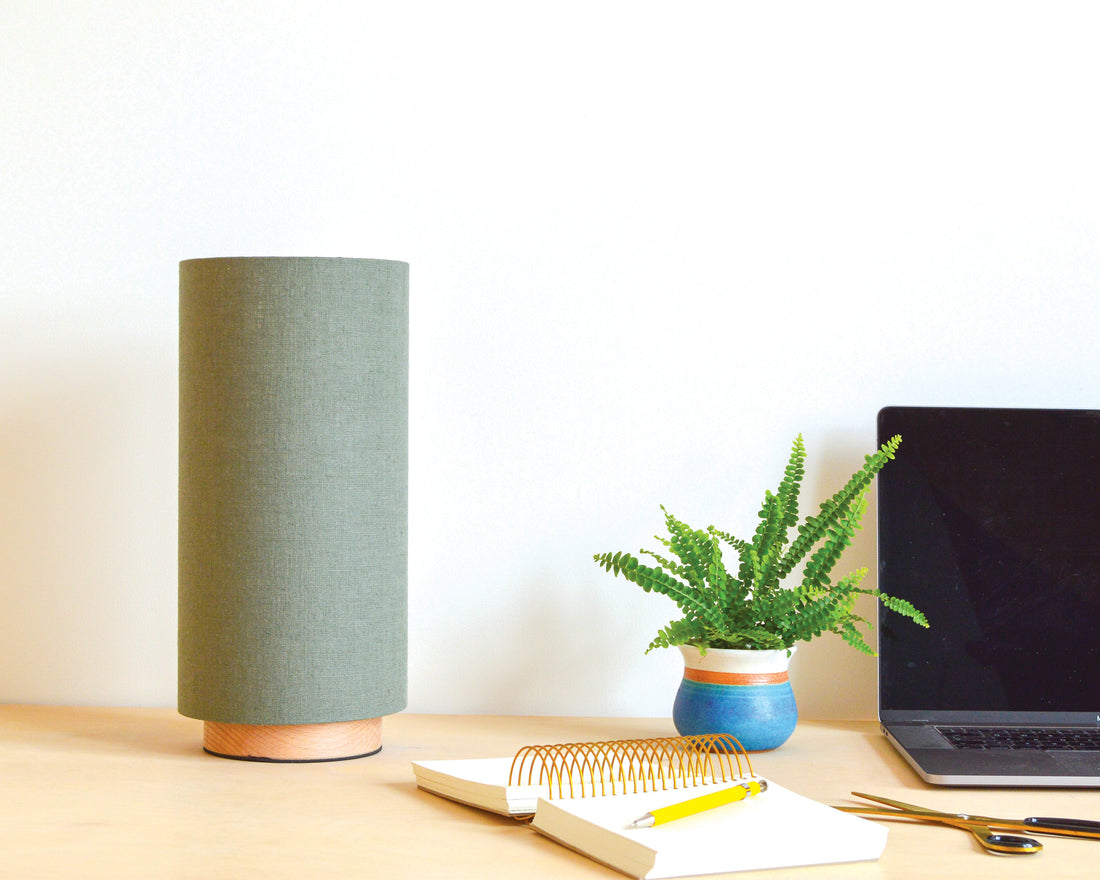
[684,668,789,686]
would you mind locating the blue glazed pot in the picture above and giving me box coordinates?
[672,646,797,752]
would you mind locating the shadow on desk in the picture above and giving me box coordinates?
[765,718,938,799]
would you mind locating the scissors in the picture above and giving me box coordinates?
[836,792,1100,855]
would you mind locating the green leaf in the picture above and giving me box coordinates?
[594,433,927,655]
[775,435,901,582]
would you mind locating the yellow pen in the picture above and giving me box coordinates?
[628,779,768,828]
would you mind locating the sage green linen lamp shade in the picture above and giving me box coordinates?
[178,257,408,761]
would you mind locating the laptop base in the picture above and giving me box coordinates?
[882,723,1100,787]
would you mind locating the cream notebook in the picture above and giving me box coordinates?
[412,734,887,879]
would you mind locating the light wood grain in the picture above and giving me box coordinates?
[2,706,1098,878]
[203,718,382,761]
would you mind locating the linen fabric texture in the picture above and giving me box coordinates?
[178,257,408,725]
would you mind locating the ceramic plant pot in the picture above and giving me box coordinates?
[672,645,798,751]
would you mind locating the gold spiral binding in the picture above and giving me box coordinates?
[507,734,755,801]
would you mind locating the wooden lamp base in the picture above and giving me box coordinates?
[203,718,383,762]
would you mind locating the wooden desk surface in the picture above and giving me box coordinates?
[2,705,1099,879]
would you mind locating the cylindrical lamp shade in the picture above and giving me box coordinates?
[178,257,408,761]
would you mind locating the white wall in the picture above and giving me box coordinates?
[3,2,1099,719]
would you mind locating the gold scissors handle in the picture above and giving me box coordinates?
[964,824,1043,855]
[836,792,1042,855]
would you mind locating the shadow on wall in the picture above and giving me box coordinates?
[0,342,177,704]
[432,567,684,718]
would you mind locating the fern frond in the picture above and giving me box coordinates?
[775,435,901,581]
[659,507,718,591]
[750,435,807,590]
[788,588,853,643]
[779,435,806,530]
[752,490,783,565]
[710,527,756,593]
[835,567,869,592]
[705,527,752,610]
[878,593,930,628]
[593,551,724,630]
[594,433,927,654]
[646,617,709,653]
[834,619,876,655]
[800,493,867,590]
[643,549,703,591]
[707,628,790,651]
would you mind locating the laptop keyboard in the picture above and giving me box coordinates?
[938,726,1100,751]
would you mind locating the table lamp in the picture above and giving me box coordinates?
[178,257,408,761]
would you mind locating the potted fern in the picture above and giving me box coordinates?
[594,434,928,750]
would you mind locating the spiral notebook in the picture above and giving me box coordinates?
[412,734,887,879]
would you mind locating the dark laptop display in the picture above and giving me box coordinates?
[877,406,1100,785]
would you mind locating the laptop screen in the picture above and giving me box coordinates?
[877,406,1100,715]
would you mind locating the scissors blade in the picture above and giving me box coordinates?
[849,791,952,818]
[848,792,1100,840]
[840,796,1042,855]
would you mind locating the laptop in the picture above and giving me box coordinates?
[877,406,1100,786]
